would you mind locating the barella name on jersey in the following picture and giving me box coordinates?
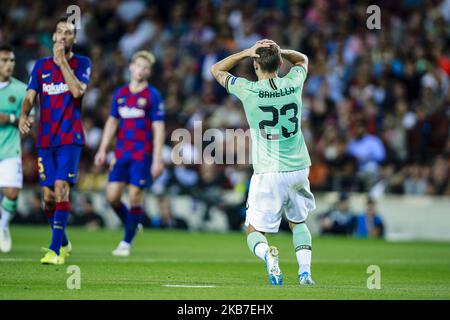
[259,87,295,98]
[42,82,69,95]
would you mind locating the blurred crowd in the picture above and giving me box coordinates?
[317,193,385,238]
[1,0,449,214]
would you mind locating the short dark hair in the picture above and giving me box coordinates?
[54,15,77,36]
[254,45,281,73]
[0,43,13,53]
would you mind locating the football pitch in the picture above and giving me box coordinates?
[1,226,449,300]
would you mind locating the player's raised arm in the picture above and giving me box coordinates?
[54,42,88,98]
[52,19,90,99]
[18,89,36,134]
[94,116,119,166]
[210,41,271,88]
[280,48,308,73]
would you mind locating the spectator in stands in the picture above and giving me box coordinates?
[403,163,428,195]
[347,120,386,191]
[74,196,105,230]
[10,191,47,225]
[426,155,449,195]
[148,195,188,230]
[355,198,384,239]
[318,192,357,236]
[325,136,358,191]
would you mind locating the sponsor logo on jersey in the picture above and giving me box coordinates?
[42,73,51,79]
[118,106,145,119]
[43,83,69,95]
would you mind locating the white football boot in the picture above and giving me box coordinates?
[264,246,283,285]
[112,240,131,257]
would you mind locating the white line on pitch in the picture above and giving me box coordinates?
[163,284,217,288]
[0,258,34,262]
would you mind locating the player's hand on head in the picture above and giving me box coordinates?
[248,40,272,58]
[18,115,32,134]
[257,39,280,49]
[258,39,278,45]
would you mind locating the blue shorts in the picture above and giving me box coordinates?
[108,155,152,188]
[38,145,83,187]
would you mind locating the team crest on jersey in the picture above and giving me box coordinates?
[138,98,147,107]
[40,173,46,181]
[117,98,125,104]
[9,95,16,103]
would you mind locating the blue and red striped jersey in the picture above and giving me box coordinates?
[110,84,165,161]
[27,54,91,148]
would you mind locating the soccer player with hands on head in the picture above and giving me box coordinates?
[211,39,316,286]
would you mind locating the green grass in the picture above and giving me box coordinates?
[1,226,449,299]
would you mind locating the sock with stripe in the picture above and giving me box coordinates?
[292,222,312,274]
[112,202,128,224]
[49,202,70,255]
[1,196,17,229]
[247,231,269,262]
[123,206,143,244]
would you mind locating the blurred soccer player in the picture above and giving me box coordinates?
[19,16,91,265]
[94,51,165,257]
[0,44,27,253]
[211,40,316,285]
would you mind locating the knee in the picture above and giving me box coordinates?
[107,194,121,208]
[106,190,121,207]
[43,194,54,209]
[129,190,144,207]
[54,181,69,202]
[3,188,19,201]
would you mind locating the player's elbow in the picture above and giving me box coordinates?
[71,88,85,99]
[295,53,308,67]
[210,64,218,78]
[72,83,87,99]
[70,89,81,98]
